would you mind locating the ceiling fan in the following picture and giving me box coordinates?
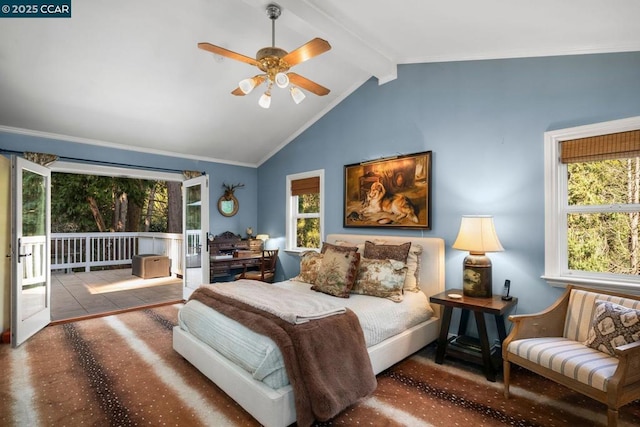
[198,3,331,108]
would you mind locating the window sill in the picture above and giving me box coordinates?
[542,275,640,295]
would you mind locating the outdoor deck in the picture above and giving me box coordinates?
[51,268,183,321]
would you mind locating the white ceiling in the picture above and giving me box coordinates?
[1,0,639,167]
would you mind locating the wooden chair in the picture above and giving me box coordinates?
[235,249,278,283]
[503,285,640,427]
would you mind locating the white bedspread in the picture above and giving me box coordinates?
[200,280,347,324]
[178,280,434,389]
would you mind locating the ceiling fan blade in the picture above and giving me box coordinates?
[288,72,330,96]
[198,42,259,66]
[231,75,266,96]
[282,38,331,66]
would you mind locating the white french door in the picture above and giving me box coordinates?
[11,156,51,347]
[182,175,209,299]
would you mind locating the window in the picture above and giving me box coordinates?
[544,117,640,292]
[286,170,324,251]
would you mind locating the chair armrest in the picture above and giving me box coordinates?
[503,288,571,355]
[610,340,640,393]
[615,339,640,356]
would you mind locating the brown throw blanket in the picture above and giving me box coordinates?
[189,286,377,427]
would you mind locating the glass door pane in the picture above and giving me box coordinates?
[183,175,209,298]
[12,156,51,347]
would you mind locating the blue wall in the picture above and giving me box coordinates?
[0,132,258,237]
[258,52,640,318]
[2,51,640,325]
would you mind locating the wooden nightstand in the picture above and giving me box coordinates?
[429,289,517,382]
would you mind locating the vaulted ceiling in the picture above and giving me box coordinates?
[1,0,639,166]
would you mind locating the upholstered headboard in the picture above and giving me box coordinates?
[326,234,445,313]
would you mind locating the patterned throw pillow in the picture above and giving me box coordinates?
[333,239,365,253]
[584,300,640,356]
[363,241,411,262]
[291,251,323,285]
[312,247,360,298]
[352,258,407,302]
[363,241,422,292]
[320,241,358,254]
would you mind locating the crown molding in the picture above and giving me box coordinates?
[0,125,258,168]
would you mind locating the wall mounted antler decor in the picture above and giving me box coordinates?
[218,182,244,217]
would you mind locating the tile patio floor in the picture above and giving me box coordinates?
[51,268,184,321]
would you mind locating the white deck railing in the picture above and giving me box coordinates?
[51,231,200,275]
[20,235,47,286]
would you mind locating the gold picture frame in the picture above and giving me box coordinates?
[344,151,432,229]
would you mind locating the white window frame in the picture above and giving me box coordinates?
[285,169,324,252]
[543,116,640,293]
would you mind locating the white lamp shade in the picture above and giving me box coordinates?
[452,215,504,254]
[258,92,271,109]
[275,72,289,88]
[290,86,305,104]
[255,234,269,241]
[238,78,256,94]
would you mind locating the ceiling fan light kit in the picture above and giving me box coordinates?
[238,78,256,95]
[198,3,331,109]
[290,86,305,104]
[259,92,272,109]
[275,72,289,88]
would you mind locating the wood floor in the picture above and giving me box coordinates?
[51,268,183,321]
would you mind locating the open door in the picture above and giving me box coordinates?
[11,156,51,347]
[182,175,209,299]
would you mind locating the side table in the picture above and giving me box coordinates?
[430,289,517,382]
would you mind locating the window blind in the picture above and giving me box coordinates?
[291,177,320,196]
[561,130,640,163]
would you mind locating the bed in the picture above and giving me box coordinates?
[172,233,445,427]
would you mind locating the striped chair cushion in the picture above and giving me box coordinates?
[564,289,640,342]
[507,337,618,392]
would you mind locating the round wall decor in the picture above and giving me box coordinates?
[218,194,239,217]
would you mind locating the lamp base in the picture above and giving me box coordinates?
[462,254,492,298]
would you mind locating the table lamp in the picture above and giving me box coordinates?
[255,234,269,250]
[452,215,504,297]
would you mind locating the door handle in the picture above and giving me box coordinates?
[18,251,32,264]
[17,238,32,263]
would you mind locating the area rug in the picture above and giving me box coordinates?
[1,305,639,426]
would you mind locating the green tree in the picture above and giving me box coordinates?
[22,169,46,236]
[296,193,320,248]
[144,181,169,232]
[567,158,639,275]
[51,173,166,233]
